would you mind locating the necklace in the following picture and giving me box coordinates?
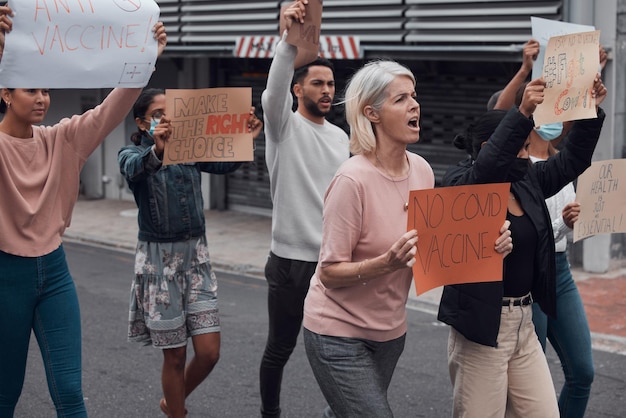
[375,153,410,211]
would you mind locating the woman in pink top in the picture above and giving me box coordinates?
[0,7,167,416]
[302,60,513,418]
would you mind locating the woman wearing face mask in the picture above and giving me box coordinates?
[438,75,607,418]
[528,119,594,418]
[118,88,262,418]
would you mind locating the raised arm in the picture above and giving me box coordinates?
[260,1,307,141]
[494,39,539,110]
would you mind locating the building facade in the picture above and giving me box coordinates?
[54,0,622,270]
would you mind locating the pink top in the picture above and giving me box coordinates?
[0,88,141,257]
[303,151,435,341]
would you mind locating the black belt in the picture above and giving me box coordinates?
[502,294,533,307]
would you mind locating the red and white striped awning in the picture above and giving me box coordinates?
[235,36,361,60]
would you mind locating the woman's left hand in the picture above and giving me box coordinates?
[592,73,608,108]
[248,106,264,139]
[562,202,580,229]
[153,21,167,58]
[495,220,513,258]
[0,5,14,64]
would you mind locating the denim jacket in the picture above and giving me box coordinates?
[118,136,242,242]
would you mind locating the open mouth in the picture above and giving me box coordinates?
[408,118,419,128]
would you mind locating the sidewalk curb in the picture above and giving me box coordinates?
[64,232,626,356]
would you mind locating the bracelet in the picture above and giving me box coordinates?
[357,259,368,285]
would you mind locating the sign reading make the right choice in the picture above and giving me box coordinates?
[163,88,254,166]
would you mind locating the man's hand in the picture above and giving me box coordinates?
[283,0,308,32]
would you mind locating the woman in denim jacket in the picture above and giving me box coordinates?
[118,88,262,418]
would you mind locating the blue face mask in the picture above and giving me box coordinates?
[534,122,563,141]
[148,118,160,137]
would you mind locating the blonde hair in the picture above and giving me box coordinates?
[342,60,415,155]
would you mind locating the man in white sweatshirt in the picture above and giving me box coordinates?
[258,2,350,417]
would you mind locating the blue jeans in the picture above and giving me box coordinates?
[532,252,594,418]
[0,246,87,418]
[259,252,317,418]
[303,328,406,418]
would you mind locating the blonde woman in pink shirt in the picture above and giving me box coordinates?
[302,60,513,418]
[0,8,167,416]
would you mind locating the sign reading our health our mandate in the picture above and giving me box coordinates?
[574,159,626,242]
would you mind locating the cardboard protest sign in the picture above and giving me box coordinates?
[0,0,159,88]
[163,88,254,166]
[408,183,509,296]
[279,0,322,68]
[530,17,595,80]
[533,30,600,127]
[574,159,626,242]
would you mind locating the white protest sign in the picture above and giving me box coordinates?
[532,30,600,126]
[574,159,626,242]
[530,17,595,80]
[0,0,160,88]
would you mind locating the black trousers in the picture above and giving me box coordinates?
[259,251,317,417]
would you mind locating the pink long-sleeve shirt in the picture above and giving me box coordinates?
[0,88,141,257]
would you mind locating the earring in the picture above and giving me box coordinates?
[6,102,10,108]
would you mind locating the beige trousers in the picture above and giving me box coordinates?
[447,302,559,418]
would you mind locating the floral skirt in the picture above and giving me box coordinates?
[128,235,220,349]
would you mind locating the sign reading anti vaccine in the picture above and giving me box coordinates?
[0,0,160,88]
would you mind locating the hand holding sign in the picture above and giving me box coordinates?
[533,30,600,126]
[163,88,255,166]
[519,77,547,118]
[574,159,626,242]
[0,4,13,64]
[0,1,160,88]
[279,0,322,68]
[408,183,510,295]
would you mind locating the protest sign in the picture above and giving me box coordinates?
[408,183,509,296]
[532,30,600,127]
[530,17,595,80]
[279,0,322,68]
[574,159,626,242]
[163,88,254,166]
[0,0,159,88]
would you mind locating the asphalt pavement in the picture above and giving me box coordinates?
[16,242,626,417]
[65,198,626,355]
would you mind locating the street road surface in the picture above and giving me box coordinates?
[14,242,626,417]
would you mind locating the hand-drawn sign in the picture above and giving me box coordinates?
[408,183,509,295]
[574,159,626,242]
[114,0,142,13]
[533,30,600,127]
[279,0,323,68]
[163,88,255,166]
[0,0,159,88]
[530,17,595,80]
